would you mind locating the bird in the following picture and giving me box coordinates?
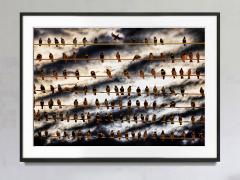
[100,52,104,62]
[120,86,124,95]
[189,51,193,62]
[106,85,110,95]
[127,86,131,96]
[61,37,65,46]
[91,71,96,78]
[151,68,156,78]
[144,100,148,109]
[179,68,184,79]
[160,38,164,45]
[83,85,88,95]
[160,52,165,61]
[183,36,186,46]
[181,52,187,62]
[49,53,54,62]
[123,69,130,79]
[161,86,166,96]
[82,37,87,46]
[114,86,119,96]
[161,69,166,79]
[57,99,62,108]
[191,101,195,109]
[75,69,80,80]
[169,87,176,95]
[39,38,42,46]
[111,33,122,40]
[63,69,67,79]
[170,53,175,63]
[73,37,77,47]
[36,54,42,61]
[200,87,204,96]
[74,99,78,108]
[196,69,201,79]
[180,87,185,97]
[63,53,68,63]
[172,68,177,78]
[92,86,97,95]
[136,87,141,96]
[116,52,121,62]
[153,86,158,96]
[153,101,157,110]
[149,53,154,60]
[188,69,192,79]
[95,99,100,108]
[144,38,148,44]
[47,38,51,46]
[54,38,59,47]
[53,70,58,80]
[136,100,140,108]
[196,52,200,63]
[104,99,109,109]
[94,38,98,44]
[106,69,112,78]
[170,101,176,108]
[58,84,62,92]
[83,98,88,106]
[145,86,150,96]
[40,99,44,109]
[48,99,54,109]
[154,36,157,45]
[140,70,144,79]
[132,54,141,61]
[40,84,45,93]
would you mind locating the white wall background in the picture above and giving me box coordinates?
[0,0,239,179]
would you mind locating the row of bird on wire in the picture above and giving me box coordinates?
[36,129,204,142]
[35,51,203,63]
[36,68,204,80]
[36,36,193,46]
[34,109,205,125]
[34,84,205,97]
[35,98,204,110]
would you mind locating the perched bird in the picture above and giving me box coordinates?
[138,132,141,140]
[151,68,156,78]
[152,132,158,140]
[161,69,166,79]
[106,69,112,78]
[200,87,204,96]
[40,69,44,80]
[178,116,183,125]
[61,37,65,46]
[181,52,187,62]
[73,113,78,122]
[170,101,176,108]
[136,87,141,96]
[154,36,157,45]
[127,86,131,96]
[73,37,77,47]
[145,86,150,96]
[58,84,62,92]
[183,36,186,46]
[172,68,177,78]
[153,100,157,110]
[83,85,88,95]
[120,86,124,95]
[117,130,122,140]
[160,38,164,45]
[114,85,119,96]
[48,99,54,109]
[152,114,156,122]
[133,113,138,123]
[144,100,148,109]
[40,99,44,109]
[100,52,104,63]
[40,84,45,93]
[144,38,148,44]
[191,101,196,109]
[91,71,96,78]
[75,69,80,80]
[83,98,88,106]
[161,86,166,96]
[54,38,59,47]
[118,98,123,109]
[36,54,42,61]
[132,54,141,61]
[74,99,78,108]
[39,38,42,46]
[111,101,115,109]
[49,53,54,62]
[63,53,68,63]
[169,87,176,95]
[94,38,98,44]
[196,52,200,63]
[191,115,195,125]
[180,87,185,97]
[153,86,158,96]
[179,68,184,79]
[82,37,87,46]
[140,70,144,79]
[136,100,140,108]
[143,130,148,140]
[116,52,121,62]
[104,99,109,109]
[188,69,192,79]
[170,53,175,63]
[47,38,51,46]
[63,69,67,79]
[149,53,154,60]
[54,71,63,83]
[127,100,131,109]
[95,99,100,108]
[66,112,70,122]
[92,86,97,95]
[196,69,201,79]
[57,99,62,108]
[160,52,165,61]
[106,85,110,95]
[123,69,130,79]
[189,51,193,62]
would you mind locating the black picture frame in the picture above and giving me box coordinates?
[20,12,220,162]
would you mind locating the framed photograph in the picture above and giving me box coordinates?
[20,12,220,162]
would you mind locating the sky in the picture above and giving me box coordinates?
[33,28,205,146]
